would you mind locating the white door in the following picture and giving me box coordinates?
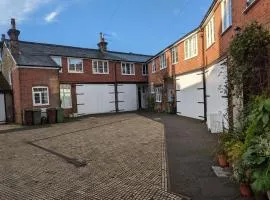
[118,84,138,112]
[76,84,115,115]
[206,61,228,133]
[176,70,204,120]
[0,94,6,122]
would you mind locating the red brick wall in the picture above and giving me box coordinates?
[13,68,60,123]
[59,57,147,84]
[221,0,270,55]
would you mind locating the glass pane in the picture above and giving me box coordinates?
[34,93,40,104]
[93,61,97,73]
[69,64,75,71]
[41,92,48,104]
[76,64,83,72]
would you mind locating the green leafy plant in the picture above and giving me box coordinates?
[226,141,245,164]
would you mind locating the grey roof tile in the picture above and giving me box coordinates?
[5,40,152,67]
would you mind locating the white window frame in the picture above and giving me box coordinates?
[155,87,162,103]
[142,64,148,76]
[221,0,232,33]
[121,62,135,75]
[246,0,255,8]
[152,61,156,73]
[206,17,215,48]
[92,59,109,74]
[51,56,62,73]
[150,82,155,94]
[68,57,84,73]
[60,84,72,109]
[160,53,167,70]
[184,34,198,60]
[171,46,179,64]
[32,86,49,106]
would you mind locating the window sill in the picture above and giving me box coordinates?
[221,25,232,36]
[172,62,178,65]
[92,72,110,75]
[243,0,259,14]
[206,41,215,50]
[155,101,162,103]
[33,104,50,107]
[184,54,198,61]
[160,67,167,71]
[68,71,84,74]
[121,74,135,76]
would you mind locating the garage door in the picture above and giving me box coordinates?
[206,61,228,132]
[76,84,115,115]
[0,94,6,122]
[176,70,204,120]
[118,84,138,112]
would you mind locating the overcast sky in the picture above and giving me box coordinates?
[0,0,213,55]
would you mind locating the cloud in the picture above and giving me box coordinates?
[173,8,181,16]
[44,8,61,23]
[0,0,52,25]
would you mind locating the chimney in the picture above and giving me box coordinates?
[97,32,108,52]
[7,18,20,55]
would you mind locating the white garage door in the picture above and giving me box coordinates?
[0,94,6,122]
[176,70,204,120]
[206,60,228,133]
[118,84,138,112]
[76,84,115,115]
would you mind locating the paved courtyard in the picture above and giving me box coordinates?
[0,113,184,200]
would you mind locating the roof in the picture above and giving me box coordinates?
[5,40,152,68]
[0,72,10,91]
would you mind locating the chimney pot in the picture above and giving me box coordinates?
[11,18,16,29]
[97,32,108,52]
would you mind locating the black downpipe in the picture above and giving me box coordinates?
[114,62,119,113]
[202,67,207,122]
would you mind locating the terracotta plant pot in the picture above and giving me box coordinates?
[240,183,252,197]
[217,154,228,168]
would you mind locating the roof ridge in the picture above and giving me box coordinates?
[18,40,152,57]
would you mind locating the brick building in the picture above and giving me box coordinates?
[0,20,151,124]
[147,0,270,132]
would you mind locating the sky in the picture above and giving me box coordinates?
[0,0,213,55]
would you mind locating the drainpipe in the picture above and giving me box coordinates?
[114,62,119,113]
[200,30,207,122]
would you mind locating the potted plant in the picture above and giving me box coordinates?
[233,161,252,197]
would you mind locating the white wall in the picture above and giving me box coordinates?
[176,70,204,120]
[76,84,115,115]
[118,84,138,112]
[206,60,228,132]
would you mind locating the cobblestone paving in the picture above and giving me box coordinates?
[0,114,185,200]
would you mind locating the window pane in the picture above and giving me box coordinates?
[69,64,75,71]
[34,93,40,104]
[93,61,98,73]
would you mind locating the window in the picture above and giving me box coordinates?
[142,64,148,75]
[121,62,135,75]
[155,87,162,103]
[32,87,49,106]
[151,82,155,94]
[51,56,62,72]
[206,17,215,48]
[60,84,72,109]
[184,34,198,60]
[160,53,167,70]
[221,0,232,32]
[152,61,156,73]
[92,60,109,74]
[171,46,178,64]
[68,58,83,73]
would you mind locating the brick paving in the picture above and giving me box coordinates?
[0,114,185,200]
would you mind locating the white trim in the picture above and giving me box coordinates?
[51,56,62,73]
[206,16,215,48]
[171,46,179,64]
[67,57,84,73]
[121,62,135,75]
[92,59,109,74]
[32,86,50,106]
[152,61,156,73]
